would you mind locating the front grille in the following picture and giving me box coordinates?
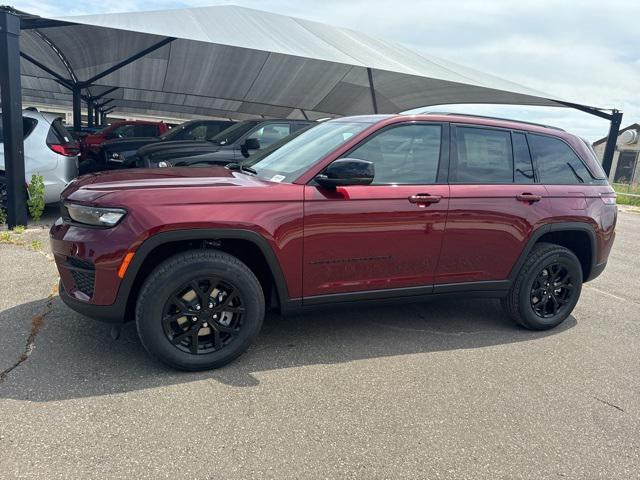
[65,257,95,298]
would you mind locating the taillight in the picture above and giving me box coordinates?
[49,143,79,157]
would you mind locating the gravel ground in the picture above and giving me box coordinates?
[0,205,638,479]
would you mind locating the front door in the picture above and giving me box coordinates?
[303,122,449,299]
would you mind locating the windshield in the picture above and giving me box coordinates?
[250,121,373,183]
[209,121,258,145]
[245,124,318,166]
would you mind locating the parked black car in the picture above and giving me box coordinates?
[153,123,319,168]
[136,119,312,168]
[84,119,236,173]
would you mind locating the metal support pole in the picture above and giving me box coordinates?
[72,86,82,132]
[602,110,623,177]
[94,106,100,126]
[87,99,94,128]
[367,67,379,114]
[0,10,28,227]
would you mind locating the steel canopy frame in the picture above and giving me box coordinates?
[0,6,624,229]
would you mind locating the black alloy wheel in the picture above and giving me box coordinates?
[162,277,245,355]
[530,263,575,318]
[501,242,582,330]
[136,250,265,371]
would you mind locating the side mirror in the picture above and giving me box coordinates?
[315,158,375,188]
[240,138,261,157]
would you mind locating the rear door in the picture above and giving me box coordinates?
[436,125,551,286]
[303,122,450,299]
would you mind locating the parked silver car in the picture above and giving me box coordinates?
[0,109,79,207]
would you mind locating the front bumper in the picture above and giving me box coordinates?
[59,280,126,323]
[50,217,134,323]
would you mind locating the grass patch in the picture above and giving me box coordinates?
[613,183,640,207]
[12,225,26,234]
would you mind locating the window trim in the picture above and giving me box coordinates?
[334,120,450,186]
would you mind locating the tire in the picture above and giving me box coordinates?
[136,249,265,371]
[501,242,583,330]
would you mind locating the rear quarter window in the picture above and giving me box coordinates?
[0,117,38,141]
[528,134,595,184]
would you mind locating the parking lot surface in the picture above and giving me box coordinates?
[1,207,638,479]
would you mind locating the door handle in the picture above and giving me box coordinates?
[516,193,542,203]
[408,194,442,204]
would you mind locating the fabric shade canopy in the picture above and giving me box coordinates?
[14,4,572,121]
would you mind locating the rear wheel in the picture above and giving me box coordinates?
[501,243,582,330]
[136,250,265,370]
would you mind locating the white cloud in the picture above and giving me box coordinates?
[11,0,639,140]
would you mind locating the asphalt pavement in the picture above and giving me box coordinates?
[0,206,638,479]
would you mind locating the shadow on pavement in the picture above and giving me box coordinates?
[0,295,576,401]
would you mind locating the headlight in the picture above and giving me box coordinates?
[158,161,171,168]
[111,152,123,160]
[65,203,127,227]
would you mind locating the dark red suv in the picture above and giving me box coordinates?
[50,114,617,370]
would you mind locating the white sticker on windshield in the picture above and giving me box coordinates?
[270,174,286,183]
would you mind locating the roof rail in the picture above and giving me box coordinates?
[419,112,565,132]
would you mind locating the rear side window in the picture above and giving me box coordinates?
[348,123,442,184]
[0,117,38,141]
[46,118,74,145]
[512,132,535,183]
[451,127,512,183]
[528,134,594,184]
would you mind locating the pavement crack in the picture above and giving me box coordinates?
[0,284,57,384]
[594,397,625,412]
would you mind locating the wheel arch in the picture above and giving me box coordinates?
[119,229,294,321]
[509,222,597,282]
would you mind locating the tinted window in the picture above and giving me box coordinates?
[512,132,535,183]
[348,124,441,184]
[132,124,160,137]
[528,134,594,184]
[250,123,291,148]
[0,117,39,141]
[452,127,512,183]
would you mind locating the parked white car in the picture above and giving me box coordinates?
[0,109,79,207]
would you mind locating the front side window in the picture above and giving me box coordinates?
[250,120,373,182]
[347,124,442,184]
[528,134,594,184]
[451,127,512,183]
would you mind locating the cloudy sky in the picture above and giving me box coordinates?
[13,0,640,140]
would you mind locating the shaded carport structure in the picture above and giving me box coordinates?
[0,4,623,227]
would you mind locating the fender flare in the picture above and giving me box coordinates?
[116,228,297,317]
[507,221,597,282]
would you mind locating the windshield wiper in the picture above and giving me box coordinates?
[226,162,257,175]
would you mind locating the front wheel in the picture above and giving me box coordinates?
[136,250,265,371]
[501,243,582,330]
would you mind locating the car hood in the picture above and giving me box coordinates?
[63,167,272,199]
[137,140,222,156]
